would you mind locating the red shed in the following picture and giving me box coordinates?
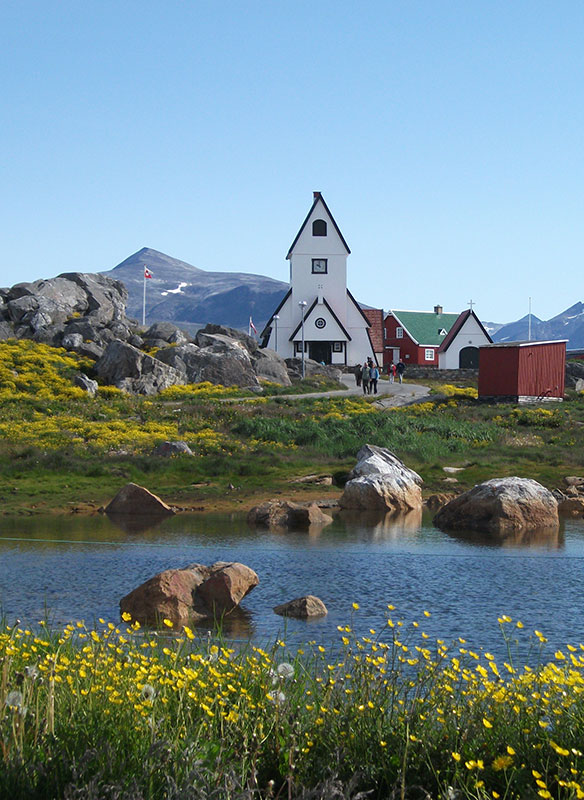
[478,340,567,402]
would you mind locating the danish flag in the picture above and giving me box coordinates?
[144,267,153,279]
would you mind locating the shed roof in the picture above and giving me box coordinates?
[480,340,568,348]
[389,309,460,346]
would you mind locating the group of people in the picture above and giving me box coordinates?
[355,359,380,394]
[388,359,405,384]
[354,358,406,393]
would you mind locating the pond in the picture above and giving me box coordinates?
[1,509,584,662]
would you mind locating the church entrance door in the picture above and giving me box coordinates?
[309,341,332,364]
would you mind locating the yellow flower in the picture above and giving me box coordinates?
[507,745,516,755]
[483,717,493,728]
[452,752,461,762]
[163,619,174,628]
[352,602,360,610]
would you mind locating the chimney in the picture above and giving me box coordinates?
[313,191,322,200]
[434,304,443,315]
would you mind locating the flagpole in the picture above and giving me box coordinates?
[143,266,147,327]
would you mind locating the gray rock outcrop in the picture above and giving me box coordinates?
[152,441,194,457]
[119,561,259,627]
[158,337,261,389]
[339,444,423,514]
[95,341,186,395]
[433,477,559,534]
[285,357,342,383]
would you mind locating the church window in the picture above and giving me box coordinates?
[333,342,343,352]
[312,259,327,274]
[312,219,327,236]
[315,317,326,329]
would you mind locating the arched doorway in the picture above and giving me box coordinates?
[459,346,479,368]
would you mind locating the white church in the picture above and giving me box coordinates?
[261,192,377,366]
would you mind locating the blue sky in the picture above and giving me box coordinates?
[1,1,582,323]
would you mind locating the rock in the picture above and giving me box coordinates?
[73,373,98,396]
[95,340,186,395]
[290,474,334,486]
[62,333,84,350]
[442,477,459,484]
[197,323,259,354]
[425,493,457,511]
[144,321,189,345]
[558,497,584,518]
[158,338,260,389]
[196,561,259,614]
[285,357,342,383]
[443,466,465,474]
[566,361,584,389]
[77,341,104,360]
[564,476,584,488]
[247,500,333,529]
[0,321,14,340]
[339,444,423,514]
[273,595,328,619]
[433,477,559,534]
[105,483,175,516]
[152,441,193,457]
[120,561,259,627]
[252,348,292,386]
[58,272,128,322]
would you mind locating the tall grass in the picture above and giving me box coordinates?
[2,612,584,799]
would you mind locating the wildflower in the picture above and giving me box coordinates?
[276,662,294,680]
[452,752,461,762]
[483,717,493,728]
[507,745,516,755]
[5,690,23,710]
[141,684,156,701]
[352,602,359,610]
[24,664,39,679]
[550,740,570,756]
[492,755,513,771]
[268,691,286,705]
[163,618,174,628]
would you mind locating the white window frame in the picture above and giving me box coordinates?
[332,341,343,352]
[396,327,403,339]
[424,348,435,361]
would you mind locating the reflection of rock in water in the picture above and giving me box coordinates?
[190,607,255,639]
[338,507,423,539]
[106,511,169,534]
[445,526,563,549]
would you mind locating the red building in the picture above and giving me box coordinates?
[383,306,461,368]
[478,340,567,402]
[362,308,384,366]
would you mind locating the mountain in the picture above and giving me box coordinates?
[101,247,288,332]
[492,302,584,349]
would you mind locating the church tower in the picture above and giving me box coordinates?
[261,192,375,366]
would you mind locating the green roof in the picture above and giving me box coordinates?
[392,310,461,346]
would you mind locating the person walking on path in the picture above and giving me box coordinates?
[369,363,379,394]
[396,359,405,384]
[389,362,396,384]
[361,362,370,395]
[355,363,362,387]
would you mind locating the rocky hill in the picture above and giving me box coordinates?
[492,302,584,349]
[100,247,288,332]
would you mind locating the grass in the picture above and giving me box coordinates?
[0,339,583,514]
[2,611,584,798]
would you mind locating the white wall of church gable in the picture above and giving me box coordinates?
[291,253,347,321]
[438,315,490,369]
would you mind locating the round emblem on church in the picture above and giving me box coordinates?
[315,317,326,329]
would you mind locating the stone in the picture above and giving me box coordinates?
[273,595,328,619]
[252,348,292,386]
[152,441,194,457]
[565,361,584,389]
[73,373,98,396]
[339,444,423,514]
[95,340,186,395]
[425,493,457,511]
[290,474,334,486]
[433,477,559,534]
[558,497,584,518]
[158,338,260,389]
[77,341,104,360]
[564,476,584,488]
[0,321,14,340]
[119,561,259,627]
[196,323,259,354]
[58,272,128,321]
[62,333,84,350]
[144,321,189,345]
[105,483,175,516]
[247,500,333,529]
[285,357,342,383]
[443,466,465,474]
[196,561,259,614]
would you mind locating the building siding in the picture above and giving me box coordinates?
[479,342,566,399]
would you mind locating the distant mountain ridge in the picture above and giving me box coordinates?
[101,247,288,332]
[491,302,584,350]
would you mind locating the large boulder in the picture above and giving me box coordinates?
[285,357,342,383]
[273,595,328,619]
[252,348,292,386]
[95,340,186,394]
[120,561,259,627]
[143,321,189,346]
[247,500,333,530]
[566,361,584,390]
[158,338,260,389]
[105,483,175,516]
[339,444,423,514]
[433,477,559,534]
[196,323,259,354]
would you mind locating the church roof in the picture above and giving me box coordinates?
[289,296,352,342]
[286,192,351,259]
[437,309,493,353]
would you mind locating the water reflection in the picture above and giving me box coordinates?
[106,511,171,535]
[338,508,423,539]
[443,525,564,550]
[189,607,255,639]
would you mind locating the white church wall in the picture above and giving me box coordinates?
[438,315,489,369]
